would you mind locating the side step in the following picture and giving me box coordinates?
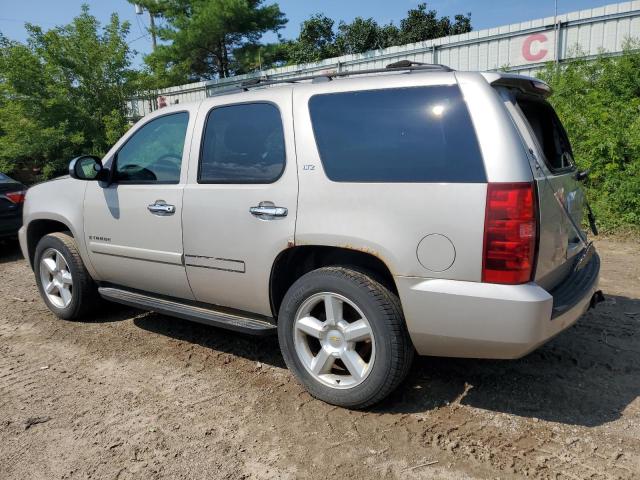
[98,287,277,336]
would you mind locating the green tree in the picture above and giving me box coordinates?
[131,0,286,85]
[540,44,640,230]
[398,3,472,44]
[0,6,136,178]
[285,13,337,65]
[335,18,398,55]
[286,4,471,65]
[231,41,289,74]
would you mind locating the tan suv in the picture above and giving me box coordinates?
[19,64,602,408]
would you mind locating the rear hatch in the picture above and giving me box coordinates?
[491,77,586,290]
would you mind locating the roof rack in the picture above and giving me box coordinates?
[209,61,453,96]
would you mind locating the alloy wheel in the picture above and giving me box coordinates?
[39,248,73,309]
[293,292,375,389]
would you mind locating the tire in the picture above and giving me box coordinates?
[34,231,100,320]
[278,266,414,409]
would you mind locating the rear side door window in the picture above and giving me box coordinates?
[308,86,486,183]
[198,103,286,183]
[115,112,189,184]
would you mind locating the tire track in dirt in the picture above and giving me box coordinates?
[0,237,638,479]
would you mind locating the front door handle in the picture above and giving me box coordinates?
[250,202,288,219]
[148,200,176,215]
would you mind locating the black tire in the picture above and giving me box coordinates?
[278,266,414,409]
[34,231,100,320]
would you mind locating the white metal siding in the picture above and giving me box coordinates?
[128,1,640,117]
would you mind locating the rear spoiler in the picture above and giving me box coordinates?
[481,72,552,98]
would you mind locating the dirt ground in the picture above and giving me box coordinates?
[0,237,639,480]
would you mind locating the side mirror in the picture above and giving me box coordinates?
[69,155,107,181]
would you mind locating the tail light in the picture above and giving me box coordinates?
[482,182,537,284]
[4,190,26,204]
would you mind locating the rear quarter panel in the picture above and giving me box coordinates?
[292,73,490,281]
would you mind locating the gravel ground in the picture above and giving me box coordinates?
[0,237,639,479]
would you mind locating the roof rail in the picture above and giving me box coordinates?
[225,62,454,93]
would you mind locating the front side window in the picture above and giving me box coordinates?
[309,86,486,183]
[116,112,189,184]
[199,103,286,183]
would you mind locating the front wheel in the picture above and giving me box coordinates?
[278,267,414,408]
[34,232,100,320]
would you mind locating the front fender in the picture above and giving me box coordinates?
[23,178,98,279]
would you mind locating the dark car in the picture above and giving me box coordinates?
[0,173,26,239]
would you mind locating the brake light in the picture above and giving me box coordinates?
[482,182,537,284]
[4,190,26,204]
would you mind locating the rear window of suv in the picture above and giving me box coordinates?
[308,85,485,183]
[517,97,575,172]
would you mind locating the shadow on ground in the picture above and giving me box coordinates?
[0,239,23,264]
[382,294,640,427]
[134,293,639,428]
[134,312,285,369]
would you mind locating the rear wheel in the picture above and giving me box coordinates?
[278,267,414,408]
[34,232,99,320]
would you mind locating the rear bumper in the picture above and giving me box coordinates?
[397,253,600,359]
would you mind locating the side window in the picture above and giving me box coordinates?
[308,86,486,183]
[199,103,285,183]
[116,112,189,184]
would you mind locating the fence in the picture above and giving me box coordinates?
[127,0,640,118]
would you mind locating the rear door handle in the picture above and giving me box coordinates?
[148,200,175,215]
[250,203,288,219]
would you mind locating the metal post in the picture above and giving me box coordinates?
[554,0,559,65]
[555,20,562,67]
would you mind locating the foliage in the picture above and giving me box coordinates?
[130,0,286,85]
[286,3,472,64]
[335,17,398,55]
[231,41,289,74]
[397,4,472,44]
[540,44,640,231]
[0,6,137,179]
[129,2,471,76]
[284,14,338,65]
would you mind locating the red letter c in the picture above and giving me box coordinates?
[522,33,548,61]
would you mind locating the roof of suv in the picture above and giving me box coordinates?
[144,65,551,119]
[205,64,551,99]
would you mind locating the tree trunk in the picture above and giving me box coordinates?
[215,39,226,78]
[221,36,230,78]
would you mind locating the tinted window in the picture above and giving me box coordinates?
[518,98,574,172]
[116,112,189,184]
[199,103,285,183]
[309,86,485,183]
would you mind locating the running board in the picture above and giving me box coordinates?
[98,287,276,336]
